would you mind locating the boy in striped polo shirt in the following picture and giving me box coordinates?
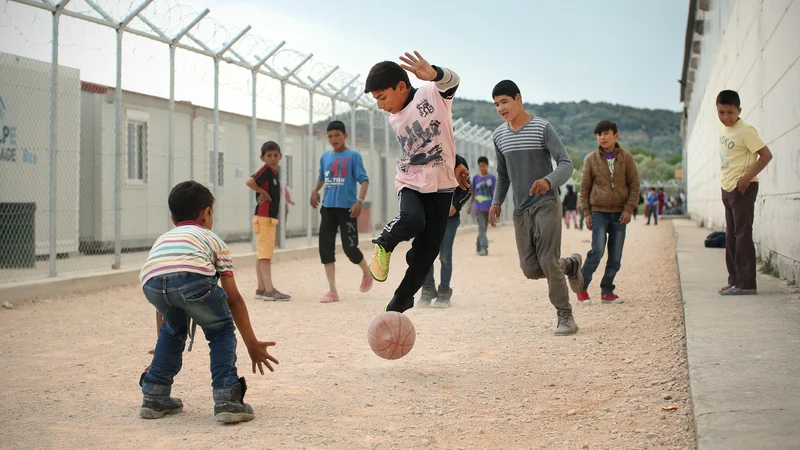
[139,180,279,423]
[488,80,583,336]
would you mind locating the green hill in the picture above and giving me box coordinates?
[451,98,682,160]
[317,98,682,161]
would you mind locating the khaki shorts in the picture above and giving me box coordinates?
[253,216,278,260]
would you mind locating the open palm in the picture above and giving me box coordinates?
[399,51,437,82]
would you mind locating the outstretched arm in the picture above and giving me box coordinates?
[399,51,459,98]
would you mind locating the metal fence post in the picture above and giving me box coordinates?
[278,80,286,248]
[306,90,314,246]
[367,108,375,235]
[113,27,123,269]
[167,43,175,226]
[212,58,219,202]
[250,70,258,251]
[384,113,391,225]
[48,5,63,277]
[350,105,356,150]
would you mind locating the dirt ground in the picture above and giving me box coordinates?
[0,218,695,450]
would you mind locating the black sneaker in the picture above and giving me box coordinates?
[417,284,437,307]
[139,374,183,419]
[432,287,452,308]
[214,377,255,424]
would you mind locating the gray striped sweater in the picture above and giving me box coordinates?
[492,116,573,215]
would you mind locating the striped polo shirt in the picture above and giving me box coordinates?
[139,220,234,285]
[492,116,573,215]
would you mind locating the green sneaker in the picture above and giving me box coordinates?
[369,244,392,282]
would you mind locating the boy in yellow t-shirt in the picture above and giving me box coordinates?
[716,90,773,296]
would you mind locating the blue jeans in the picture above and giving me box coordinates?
[582,212,627,295]
[141,272,239,394]
[476,211,489,251]
[425,216,460,289]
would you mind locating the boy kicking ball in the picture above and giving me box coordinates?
[364,51,470,313]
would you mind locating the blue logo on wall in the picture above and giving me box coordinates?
[0,96,37,165]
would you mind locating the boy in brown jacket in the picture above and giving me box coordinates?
[577,120,640,304]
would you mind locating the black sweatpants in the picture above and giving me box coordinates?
[374,188,452,313]
[319,207,364,265]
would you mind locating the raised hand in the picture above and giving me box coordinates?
[399,51,437,82]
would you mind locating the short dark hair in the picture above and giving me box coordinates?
[477,156,489,165]
[716,90,740,108]
[594,120,618,135]
[261,141,280,156]
[650,187,657,191]
[169,180,215,223]
[327,121,346,133]
[364,61,411,93]
[492,80,520,99]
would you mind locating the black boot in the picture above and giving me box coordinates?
[417,284,437,307]
[433,287,452,308]
[214,377,255,423]
[139,373,183,419]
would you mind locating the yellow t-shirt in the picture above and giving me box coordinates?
[719,119,766,192]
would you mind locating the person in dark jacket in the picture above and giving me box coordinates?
[419,154,471,308]
[562,184,578,229]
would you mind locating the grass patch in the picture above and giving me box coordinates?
[759,251,780,278]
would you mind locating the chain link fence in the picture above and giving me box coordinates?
[0,0,501,284]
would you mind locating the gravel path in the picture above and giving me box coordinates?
[0,219,694,449]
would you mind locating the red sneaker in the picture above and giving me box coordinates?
[601,293,623,304]
[576,291,591,305]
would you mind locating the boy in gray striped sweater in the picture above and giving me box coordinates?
[488,80,583,336]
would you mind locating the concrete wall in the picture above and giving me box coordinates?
[0,52,80,256]
[683,0,800,283]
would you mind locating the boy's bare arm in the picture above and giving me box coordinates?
[246,177,271,204]
[220,275,279,374]
[358,181,369,201]
[310,180,325,208]
[738,146,773,193]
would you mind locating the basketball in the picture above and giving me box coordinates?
[367,312,416,360]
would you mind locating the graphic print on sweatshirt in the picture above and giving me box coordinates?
[397,114,443,173]
[389,82,458,193]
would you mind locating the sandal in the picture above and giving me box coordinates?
[718,285,733,294]
[719,287,757,296]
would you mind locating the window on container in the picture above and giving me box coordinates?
[126,122,147,181]
[284,154,293,187]
[209,151,224,187]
